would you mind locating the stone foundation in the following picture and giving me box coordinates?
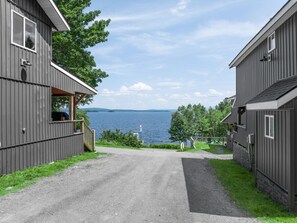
[233,143,251,170]
[256,171,288,209]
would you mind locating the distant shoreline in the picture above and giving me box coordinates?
[81,108,175,113]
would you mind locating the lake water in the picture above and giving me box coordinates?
[88,111,173,145]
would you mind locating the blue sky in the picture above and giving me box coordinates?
[86,0,287,109]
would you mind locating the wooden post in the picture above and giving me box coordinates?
[69,95,74,121]
[81,118,85,134]
[93,130,96,151]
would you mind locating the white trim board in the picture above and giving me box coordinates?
[246,87,297,110]
[229,0,297,68]
[36,0,70,31]
[51,62,97,94]
[221,112,231,123]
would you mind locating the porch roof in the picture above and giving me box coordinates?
[50,62,97,95]
[246,75,297,110]
[221,108,237,124]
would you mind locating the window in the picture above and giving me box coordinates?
[11,11,36,52]
[237,106,246,127]
[267,32,275,53]
[265,115,274,139]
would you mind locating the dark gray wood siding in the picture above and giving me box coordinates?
[233,111,256,148]
[236,13,297,107]
[0,134,84,175]
[0,0,94,175]
[233,12,297,149]
[0,79,77,149]
[256,110,292,191]
[1,0,52,85]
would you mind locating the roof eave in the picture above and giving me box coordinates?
[37,0,70,32]
[229,0,297,68]
[246,87,297,110]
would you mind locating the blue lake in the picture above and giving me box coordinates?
[88,111,173,145]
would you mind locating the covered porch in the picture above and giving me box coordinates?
[50,63,97,151]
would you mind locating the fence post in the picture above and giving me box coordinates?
[81,118,85,134]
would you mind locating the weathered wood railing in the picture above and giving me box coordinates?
[82,122,96,151]
[72,120,95,151]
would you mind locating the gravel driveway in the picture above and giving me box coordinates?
[0,147,258,223]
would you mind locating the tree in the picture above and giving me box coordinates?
[206,108,222,137]
[168,112,188,149]
[168,99,232,146]
[168,104,209,148]
[53,0,110,106]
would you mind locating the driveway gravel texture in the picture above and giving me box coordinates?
[0,147,258,223]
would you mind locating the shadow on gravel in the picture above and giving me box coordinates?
[182,158,247,217]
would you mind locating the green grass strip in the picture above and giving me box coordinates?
[210,159,297,223]
[207,144,233,154]
[0,152,105,197]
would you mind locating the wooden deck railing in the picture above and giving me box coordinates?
[82,122,96,151]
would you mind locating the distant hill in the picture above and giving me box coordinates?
[80,108,175,113]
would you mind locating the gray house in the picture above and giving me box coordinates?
[225,0,297,210]
[0,0,96,175]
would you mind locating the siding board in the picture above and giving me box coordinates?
[256,110,292,191]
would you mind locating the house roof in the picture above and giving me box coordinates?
[246,75,297,110]
[229,0,297,68]
[36,0,70,31]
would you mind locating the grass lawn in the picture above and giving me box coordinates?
[210,159,297,223]
[207,144,233,154]
[96,140,142,150]
[184,142,233,154]
[0,152,105,197]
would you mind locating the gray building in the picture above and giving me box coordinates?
[0,0,96,175]
[225,0,297,211]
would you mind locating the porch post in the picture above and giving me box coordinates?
[69,95,74,121]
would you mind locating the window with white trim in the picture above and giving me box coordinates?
[11,11,36,52]
[265,115,274,139]
[267,32,275,53]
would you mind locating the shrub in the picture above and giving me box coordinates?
[100,129,142,148]
[148,144,180,150]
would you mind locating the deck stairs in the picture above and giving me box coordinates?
[82,122,96,151]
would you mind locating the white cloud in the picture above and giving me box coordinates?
[100,82,153,97]
[208,89,224,97]
[157,81,183,88]
[171,0,191,15]
[101,89,115,96]
[129,82,153,91]
[194,89,226,98]
[194,92,207,98]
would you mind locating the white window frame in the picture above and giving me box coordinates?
[265,115,275,139]
[267,32,276,53]
[11,10,37,53]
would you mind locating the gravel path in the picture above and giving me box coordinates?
[0,147,258,223]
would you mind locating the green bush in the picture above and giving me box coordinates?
[148,144,180,150]
[100,129,142,148]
